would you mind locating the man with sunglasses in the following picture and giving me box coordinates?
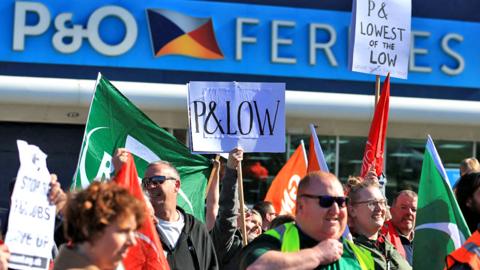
[113,148,218,270]
[239,171,373,270]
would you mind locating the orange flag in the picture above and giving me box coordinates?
[265,143,307,216]
[114,153,170,270]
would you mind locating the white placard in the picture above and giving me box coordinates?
[5,141,56,270]
[188,81,285,153]
[349,0,411,79]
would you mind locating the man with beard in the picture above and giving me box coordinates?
[114,149,219,270]
[381,190,417,266]
[210,148,263,270]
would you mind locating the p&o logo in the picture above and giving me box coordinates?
[146,9,224,59]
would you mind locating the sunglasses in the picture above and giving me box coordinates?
[142,175,177,188]
[300,194,348,208]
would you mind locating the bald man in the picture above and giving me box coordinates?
[240,171,373,270]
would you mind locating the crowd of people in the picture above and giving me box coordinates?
[1,151,480,269]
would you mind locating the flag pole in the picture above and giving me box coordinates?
[205,154,221,197]
[375,75,381,105]
[237,161,248,246]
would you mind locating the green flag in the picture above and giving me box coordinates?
[73,73,210,221]
[413,135,470,270]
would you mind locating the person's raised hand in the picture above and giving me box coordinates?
[364,164,379,183]
[113,148,130,176]
[49,173,67,215]
[0,243,10,270]
[227,147,244,170]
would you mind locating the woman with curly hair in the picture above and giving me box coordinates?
[54,181,145,270]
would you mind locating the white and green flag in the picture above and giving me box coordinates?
[413,135,470,270]
[73,73,211,221]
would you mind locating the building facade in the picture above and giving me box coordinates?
[1,0,479,206]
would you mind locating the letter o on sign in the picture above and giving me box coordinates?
[87,6,137,56]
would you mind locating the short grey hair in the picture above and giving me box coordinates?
[146,160,180,180]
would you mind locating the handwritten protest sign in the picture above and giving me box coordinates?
[188,81,285,153]
[349,0,411,79]
[5,141,55,270]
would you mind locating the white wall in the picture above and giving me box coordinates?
[1,75,479,140]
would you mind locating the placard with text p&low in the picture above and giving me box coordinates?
[188,82,285,153]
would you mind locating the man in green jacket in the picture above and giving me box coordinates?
[239,171,373,270]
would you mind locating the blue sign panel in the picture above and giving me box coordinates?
[445,168,460,188]
[0,0,479,89]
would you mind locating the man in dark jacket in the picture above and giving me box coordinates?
[111,148,218,270]
[210,148,262,270]
[141,158,218,270]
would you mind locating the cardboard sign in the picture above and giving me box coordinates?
[188,81,285,153]
[349,0,411,79]
[5,141,55,270]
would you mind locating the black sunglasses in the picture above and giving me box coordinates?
[300,194,347,208]
[142,175,177,188]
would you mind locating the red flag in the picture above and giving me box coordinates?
[360,74,390,177]
[307,124,330,173]
[265,143,307,216]
[114,153,170,270]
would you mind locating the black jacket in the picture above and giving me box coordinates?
[210,168,243,270]
[157,207,219,270]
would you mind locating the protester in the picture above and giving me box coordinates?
[240,171,374,269]
[445,227,480,270]
[253,201,277,231]
[381,190,417,265]
[268,214,294,230]
[0,243,9,270]
[54,181,144,270]
[243,209,262,243]
[455,172,480,233]
[206,157,221,231]
[141,156,219,269]
[460,158,480,176]
[210,148,262,270]
[348,179,411,270]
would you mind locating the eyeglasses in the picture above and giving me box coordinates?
[142,175,177,189]
[352,199,387,211]
[300,194,348,208]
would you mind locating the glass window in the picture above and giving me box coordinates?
[242,133,336,205]
[338,136,367,183]
[437,139,474,187]
[173,129,187,146]
[386,138,473,200]
[290,134,336,174]
[437,140,474,170]
[385,138,425,199]
[242,152,286,205]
